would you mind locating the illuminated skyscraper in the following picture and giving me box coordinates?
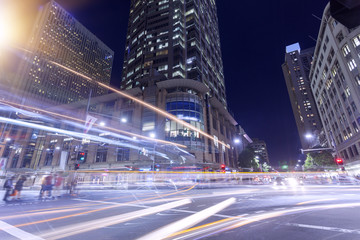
[13,0,114,104]
[282,43,324,149]
[120,0,239,166]
[121,0,227,107]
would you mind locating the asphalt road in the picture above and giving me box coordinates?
[0,184,360,240]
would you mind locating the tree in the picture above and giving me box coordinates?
[262,162,270,172]
[304,150,335,170]
[304,154,314,171]
[238,147,259,171]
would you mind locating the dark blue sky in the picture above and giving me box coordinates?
[57,0,329,165]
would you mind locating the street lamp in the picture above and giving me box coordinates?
[121,118,127,123]
[234,138,240,144]
[99,122,106,127]
[305,134,313,139]
[149,132,156,138]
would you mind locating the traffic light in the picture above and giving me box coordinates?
[74,163,80,170]
[221,164,226,171]
[335,157,344,165]
[77,152,86,161]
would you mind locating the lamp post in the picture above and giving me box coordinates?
[149,132,156,171]
[305,133,314,149]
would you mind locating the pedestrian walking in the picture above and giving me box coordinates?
[39,176,46,199]
[12,176,26,200]
[54,174,63,198]
[2,176,15,202]
[44,175,54,199]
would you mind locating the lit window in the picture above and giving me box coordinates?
[348,59,357,71]
[353,34,360,47]
[342,44,351,56]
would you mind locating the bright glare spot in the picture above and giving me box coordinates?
[287,178,298,187]
[5,137,11,142]
[55,146,61,150]
[234,139,240,144]
[121,118,127,123]
[0,7,16,47]
[149,133,156,138]
[305,134,313,139]
[132,136,137,140]
[100,122,106,126]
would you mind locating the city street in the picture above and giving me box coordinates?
[1,184,360,240]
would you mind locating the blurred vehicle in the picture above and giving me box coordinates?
[338,175,360,185]
[274,177,285,186]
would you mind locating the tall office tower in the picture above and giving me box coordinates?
[249,139,270,164]
[282,43,324,149]
[310,3,360,173]
[13,0,114,104]
[120,0,239,167]
[121,0,227,107]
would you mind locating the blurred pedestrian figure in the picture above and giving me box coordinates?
[12,176,26,200]
[3,176,15,202]
[69,177,78,196]
[54,174,63,198]
[44,175,54,199]
[39,177,46,199]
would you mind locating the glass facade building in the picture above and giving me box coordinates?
[121,0,227,107]
[13,0,114,104]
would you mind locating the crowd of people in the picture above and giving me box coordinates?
[2,173,76,203]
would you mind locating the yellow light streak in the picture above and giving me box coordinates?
[296,198,338,205]
[48,60,230,149]
[99,82,230,149]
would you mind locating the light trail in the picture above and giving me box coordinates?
[98,82,230,149]
[0,99,186,148]
[48,60,230,149]
[40,199,192,240]
[14,184,197,228]
[137,197,236,240]
[171,202,360,239]
[296,198,338,205]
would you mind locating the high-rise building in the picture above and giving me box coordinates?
[120,0,239,167]
[282,43,325,149]
[309,3,360,174]
[12,0,114,104]
[121,0,227,107]
[249,139,269,164]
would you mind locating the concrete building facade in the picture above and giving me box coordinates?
[309,3,360,174]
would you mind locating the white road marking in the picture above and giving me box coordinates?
[286,223,360,235]
[274,208,285,210]
[136,197,236,240]
[197,204,206,207]
[0,220,45,240]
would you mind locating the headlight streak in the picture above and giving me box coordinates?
[40,199,192,240]
[136,197,236,240]
[0,116,143,151]
[13,184,197,228]
[0,99,187,148]
[172,202,360,240]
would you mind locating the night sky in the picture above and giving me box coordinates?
[56,0,329,165]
